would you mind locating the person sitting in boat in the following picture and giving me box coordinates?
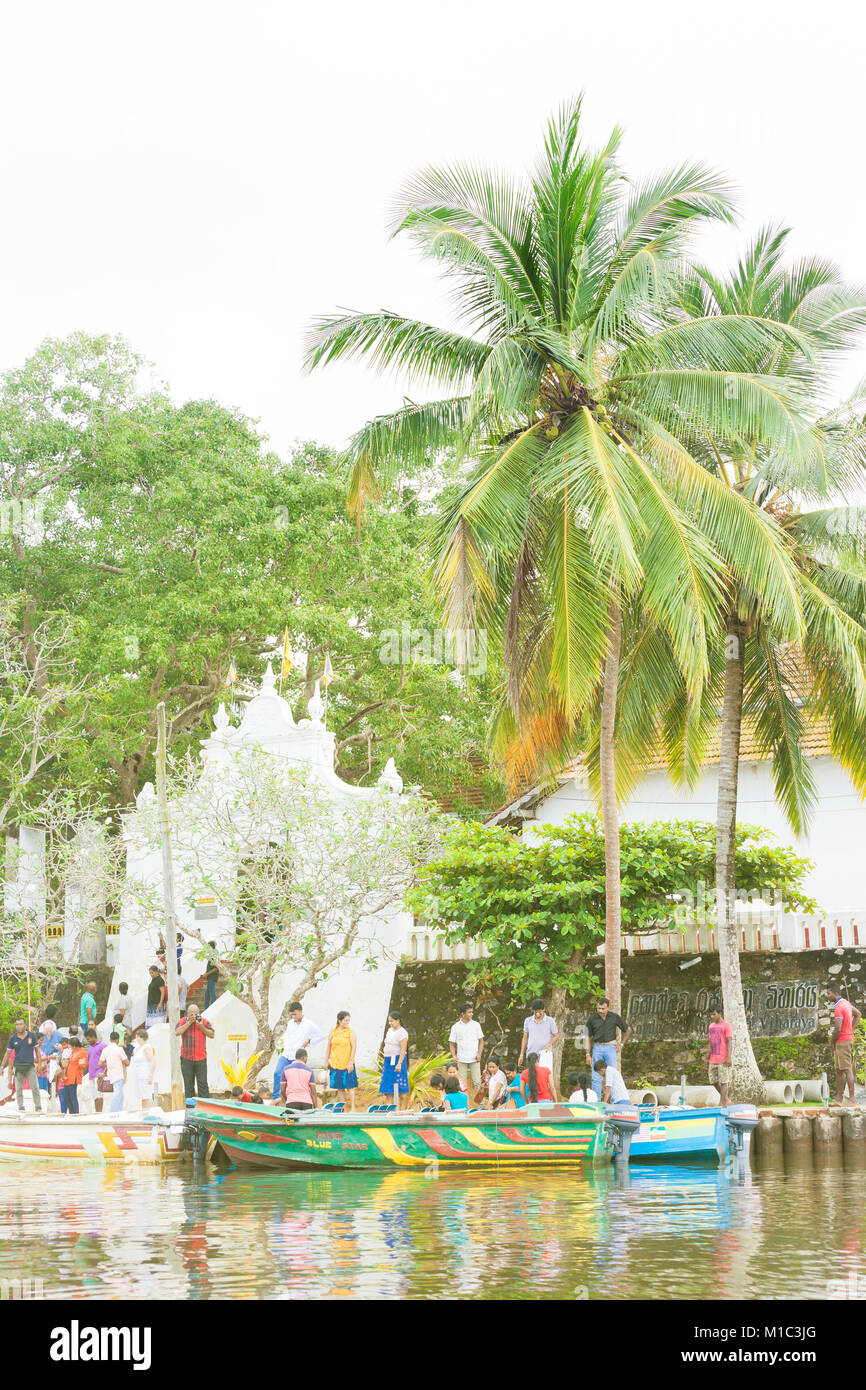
[595,1057,629,1105]
[501,1067,526,1109]
[567,1071,598,1104]
[444,1060,467,1093]
[519,1052,557,1105]
[427,1073,447,1110]
[442,1077,469,1111]
[478,1058,508,1109]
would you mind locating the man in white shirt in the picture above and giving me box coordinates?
[448,1004,484,1089]
[272,1001,326,1100]
[596,1058,629,1104]
[518,999,559,1072]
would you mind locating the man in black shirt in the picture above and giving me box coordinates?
[2,1019,43,1113]
[204,942,219,1010]
[146,966,166,1027]
[585,998,631,1102]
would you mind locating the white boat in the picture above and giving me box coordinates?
[0,1108,190,1163]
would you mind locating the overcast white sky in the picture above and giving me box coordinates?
[1,1,863,456]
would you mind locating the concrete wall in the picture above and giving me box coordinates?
[389,946,865,1085]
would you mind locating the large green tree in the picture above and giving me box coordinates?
[410,814,816,1087]
[660,230,866,1096]
[306,98,807,1011]
[0,335,502,818]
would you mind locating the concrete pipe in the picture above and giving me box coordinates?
[654,1085,720,1107]
[627,1089,659,1106]
[812,1111,842,1153]
[681,1086,721,1107]
[842,1111,866,1161]
[797,1080,829,1103]
[762,1081,795,1105]
[755,1114,784,1160]
[653,1086,684,1105]
[783,1113,814,1157]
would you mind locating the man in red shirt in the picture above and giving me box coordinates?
[706,1008,733,1106]
[826,986,862,1106]
[176,1004,215,1099]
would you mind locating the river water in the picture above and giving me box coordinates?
[1,1158,863,1300]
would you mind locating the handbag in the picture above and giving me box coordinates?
[97,1076,114,1094]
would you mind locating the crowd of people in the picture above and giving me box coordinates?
[3,976,859,1117]
[260,985,862,1114]
[0,963,217,1113]
[258,996,636,1114]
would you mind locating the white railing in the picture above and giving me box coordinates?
[622,910,864,955]
[403,930,489,963]
[405,911,864,963]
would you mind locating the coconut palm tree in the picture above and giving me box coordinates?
[660,230,866,1096]
[305,100,806,1012]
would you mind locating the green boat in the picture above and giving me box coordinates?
[185,1098,640,1170]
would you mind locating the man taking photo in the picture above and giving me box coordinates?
[175,1004,215,1099]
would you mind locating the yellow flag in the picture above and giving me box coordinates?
[323,652,334,688]
[281,630,292,681]
[225,657,238,687]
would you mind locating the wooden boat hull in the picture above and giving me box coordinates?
[0,1111,190,1163]
[189,1099,622,1170]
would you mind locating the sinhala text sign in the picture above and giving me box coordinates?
[627,981,820,1040]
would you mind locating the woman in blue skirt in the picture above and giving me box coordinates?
[327,1010,358,1112]
[379,1012,409,1111]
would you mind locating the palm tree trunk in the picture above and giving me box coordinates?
[599,602,623,1014]
[716,610,763,1102]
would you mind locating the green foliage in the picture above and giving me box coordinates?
[306,97,811,792]
[0,979,43,1036]
[358,1050,452,1107]
[0,334,504,818]
[410,814,817,1006]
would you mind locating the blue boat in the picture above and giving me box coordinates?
[607,1104,758,1164]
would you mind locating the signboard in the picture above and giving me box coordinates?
[195,896,218,920]
[227,1033,248,1042]
[627,980,820,1041]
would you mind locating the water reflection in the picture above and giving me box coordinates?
[0,1159,863,1300]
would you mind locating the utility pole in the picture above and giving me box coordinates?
[155,702,185,1111]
